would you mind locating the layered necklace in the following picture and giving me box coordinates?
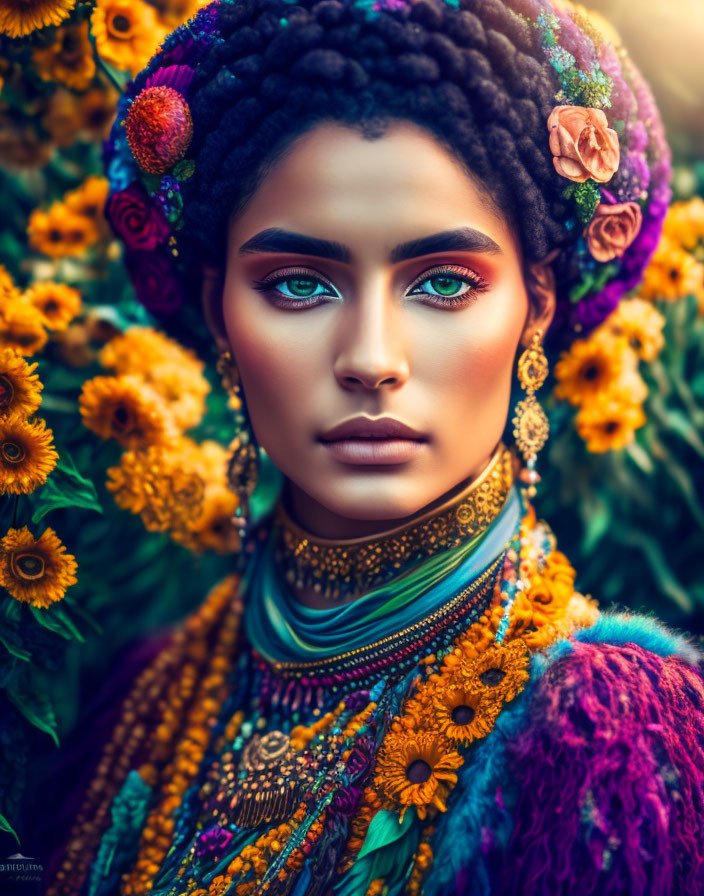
[48,442,598,896]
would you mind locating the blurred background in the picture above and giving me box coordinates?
[0,0,703,866]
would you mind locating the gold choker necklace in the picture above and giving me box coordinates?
[273,442,515,601]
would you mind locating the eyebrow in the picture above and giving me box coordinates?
[237,226,502,262]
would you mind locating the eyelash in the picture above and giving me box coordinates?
[251,264,490,310]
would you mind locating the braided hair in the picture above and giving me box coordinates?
[104,0,670,358]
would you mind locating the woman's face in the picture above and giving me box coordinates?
[214,121,554,537]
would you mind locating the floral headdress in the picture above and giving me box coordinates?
[102,0,671,346]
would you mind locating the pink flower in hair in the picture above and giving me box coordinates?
[548,105,620,184]
[584,201,642,262]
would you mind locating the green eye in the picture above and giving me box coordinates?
[278,277,328,298]
[423,275,469,297]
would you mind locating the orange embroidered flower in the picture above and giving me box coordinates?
[527,550,576,623]
[0,525,77,608]
[373,729,464,821]
[547,105,620,183]
[0,416,58,494]
[585,201,642,262]
[432,687,501,745]
[462,639,530,703]
[24,282,82,331]
[0,348,43,420]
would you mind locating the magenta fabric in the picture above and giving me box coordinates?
[500,640,704,895]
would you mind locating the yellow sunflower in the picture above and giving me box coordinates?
[32,20,95,90]
[0,265,21,303]
[28,201,99,258]
[64,176,110,227]
[432,686,501,745]
[0,348,43,420]
[662,197,704,253]
[462,639,530,704]
[373,730,464,821]
[0,0,76,39]
[153,0,208,28]
[553,329,630,407]
[0,526,77,608]
[606,298,665,362]
[0,300,49,356]
[80,375,177,448]
[0,416,58,494]
[575,394,646,453]
[40,87,84,148]
[640,235,704,303]
[91,0,167,77]
[24,282,82,331]
[78,86,119,138]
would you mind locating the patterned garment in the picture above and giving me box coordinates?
[42,501,704,896]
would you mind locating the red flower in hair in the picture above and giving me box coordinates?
[125,85,193,175]
[107,183,170,252]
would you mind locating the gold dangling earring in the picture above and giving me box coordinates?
[216,349,259,538]
[512,328,549,499]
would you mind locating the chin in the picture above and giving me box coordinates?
[308,476,438,522]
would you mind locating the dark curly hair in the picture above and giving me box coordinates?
[104,0,670,359]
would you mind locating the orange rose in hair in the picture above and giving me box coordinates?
[585,201,642,262]
[548,105,620,183]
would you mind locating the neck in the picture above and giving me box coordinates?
[283,447,499,541]
[273,442,517,607]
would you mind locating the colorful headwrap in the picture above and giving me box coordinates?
[103,0,671,352]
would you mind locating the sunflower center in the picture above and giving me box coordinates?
[2,440,25,464]
[405,758,432,784]
[604,421,619,434]
[451,704,475,726]
[112,405,133,433]
[0,374,15,409]
[44,300,59,313]
[12,552,45,581]
[478,667,506,687]
[109,13,134,38]
[582,363,600,381]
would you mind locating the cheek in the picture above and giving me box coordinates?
[223,295,321,440]
[421,283,527,409]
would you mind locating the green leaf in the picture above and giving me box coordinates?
[172,159,195,181]
[7,686,60,747]
[29,604,74,641]
[52,607,85,643]
[28,449,102,523]
[0,632,31,662]
[0,811,21,846]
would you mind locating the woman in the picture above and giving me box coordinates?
[42,0,704,893]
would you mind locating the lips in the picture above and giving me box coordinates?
[318,416,427,442]
[318,417,428,466]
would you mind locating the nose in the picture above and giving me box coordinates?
[333,278,410,391]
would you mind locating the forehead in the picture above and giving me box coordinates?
[228,121,516,257]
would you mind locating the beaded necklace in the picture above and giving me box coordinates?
[47,489,598,896]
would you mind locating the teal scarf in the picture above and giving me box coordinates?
[244,484,522,664]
